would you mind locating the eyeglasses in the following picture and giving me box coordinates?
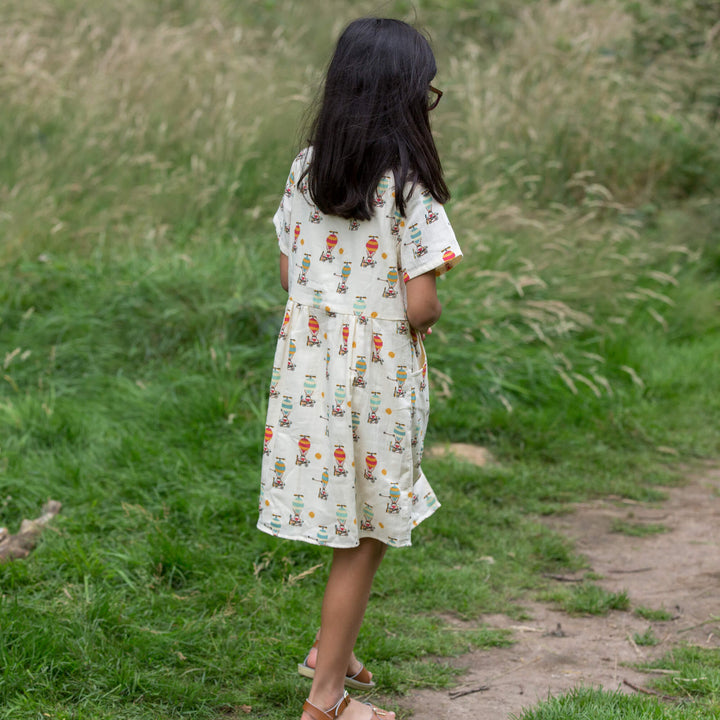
[428,85,443,111]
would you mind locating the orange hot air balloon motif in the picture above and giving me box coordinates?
[298,253,311,285]
[320,231,338,261]
[296,435,311,466]
[292,222,301,252]
[382,267,399,298]
[279,310,291,339]
[361,235,379,267]
[392,365,408,397]
[333,445,348,476]
[442,247,456,264]
[287,339,297,371]
[263,425,273,455]
[364,453,377,481]
[372,333,383,363]
[272,457,286,488]
[339,323,350,356]
[386,483,401,514]
[352,355,367,387]
[307,315,321,346]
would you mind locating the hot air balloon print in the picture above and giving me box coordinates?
[279,395,293,427]
[361,235,379,267]
[284,170,294,197]
[272,457,286,488]
[300,375,317,407]
[386,422,406,454]
[279,310,291,339]
[348,218,360,231]
[289,494,304,526]
[442,246,456,265]
[360,502,375,531]
[382,267,399,298]
[406,223,428,258]
[269,366,281,398]
[287,339,297,371]
[339,323,350,356]
[270,513,282,536]
[422,189,439,224]
[297,253,311,285]
[296,435,311,466]
[367,392,381,424]
[336,262,352,294]
[306,315,321,346]
[292,222,301,252]
[352,355,367,388]
[320,231,338,262]
[333,445,348,476]
[312,289,322,309]
[386,484,401,514]
[318,467,329,500]
[395,319,409,335]
[331,384,346,417]
[351,411,360,442]
[374,176,389,206]
[335,504,349,535]
[353,296,368,324]
[317,525,329,545]
[263,425,273,455]
[392,365,408,397]
[371,333,384,364]
[363,453,377,481]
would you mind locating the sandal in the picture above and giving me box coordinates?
[298,639,376,690]
[303,690,392,720]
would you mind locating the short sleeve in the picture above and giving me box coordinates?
[399,185,463,282]
[273,175,294,256]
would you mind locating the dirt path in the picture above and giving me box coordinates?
[401,459,720,720]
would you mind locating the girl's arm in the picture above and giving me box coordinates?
[405,271,441,334]
[279,252,289,291]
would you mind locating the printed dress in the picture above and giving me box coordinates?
[257,149,462,548]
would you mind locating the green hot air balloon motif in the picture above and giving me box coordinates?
[289,494,304,526]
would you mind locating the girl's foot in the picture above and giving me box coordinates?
[299,639,375,689]
[304,643,372,684]
[301,692,395,720]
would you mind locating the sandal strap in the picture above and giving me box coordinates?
[347,662,372,685]
[303,691,351,720]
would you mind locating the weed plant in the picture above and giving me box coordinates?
[1,1,719,719]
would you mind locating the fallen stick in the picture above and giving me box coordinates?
[449,685,490,700]
[623,679,678,702]
[0,500,62,562]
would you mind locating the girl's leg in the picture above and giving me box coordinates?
[301,538,394,720]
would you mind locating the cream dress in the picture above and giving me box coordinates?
[257,149,462,548]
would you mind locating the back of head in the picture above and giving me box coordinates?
[306,18,449,221]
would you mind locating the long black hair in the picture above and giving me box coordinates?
[303,18,450,221]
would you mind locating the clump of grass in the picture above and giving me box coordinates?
[635,606,675,622]
[633,627,660,646]
[543,583,630,615]
[513,687,681,720]
[611,518,669,536]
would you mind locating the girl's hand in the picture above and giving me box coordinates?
[419,326,433,341]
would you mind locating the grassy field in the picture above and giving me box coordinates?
[1,1,719,718]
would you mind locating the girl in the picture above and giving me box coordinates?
[257,18,462,720]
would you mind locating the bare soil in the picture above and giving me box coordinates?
[400,455,720,720]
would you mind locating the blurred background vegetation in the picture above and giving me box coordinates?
[1,1,718,718]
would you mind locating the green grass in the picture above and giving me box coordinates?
[542,583,631,616]
[1,0,720,719]
[636,606,676,622]
[634,627,661,646]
